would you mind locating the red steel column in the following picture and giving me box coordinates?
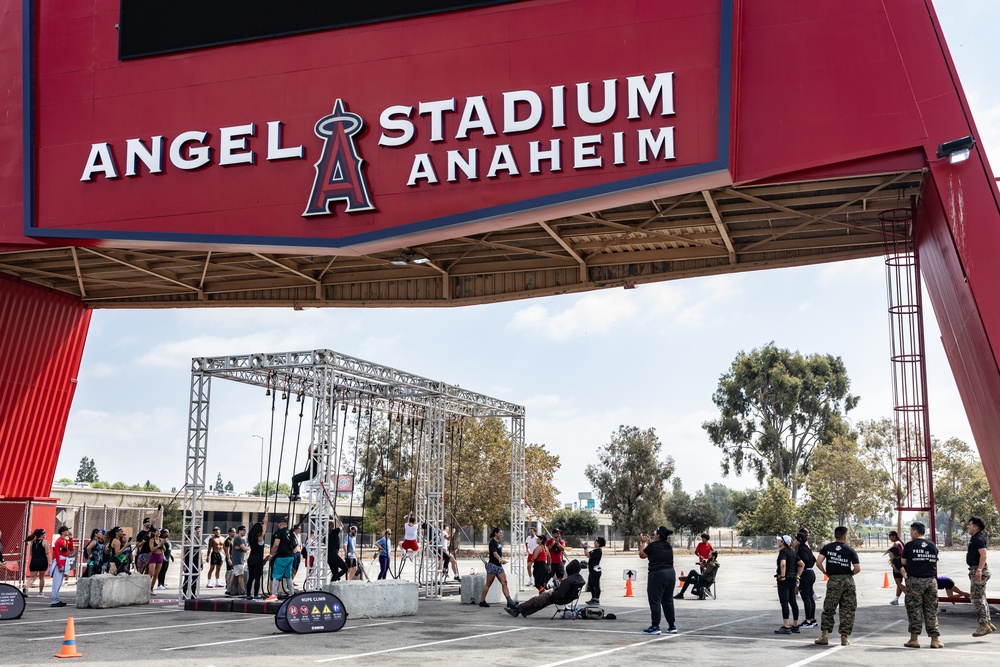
[0,274,91,499]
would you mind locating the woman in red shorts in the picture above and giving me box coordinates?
[401,514,420,555]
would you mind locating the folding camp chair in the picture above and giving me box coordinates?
[550,580,584,619]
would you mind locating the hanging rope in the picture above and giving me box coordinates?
[285,389,307,519]
[357,396,377,574]
[451,416,465,524]
[330,390,350,517]
[392,404,406,538]
[262,371,278,507]
[271,379,293,516]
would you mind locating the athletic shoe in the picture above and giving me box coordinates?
[813,593,820,601]
[774,627,791,634]
[673,593,684,600]
[51,601,66,607]
[665,627,678,634]
[890,598,899,605]
[587,600,601,605]
[504,607,520,618]
[506,598,518,608]
[454,576,461,582]
[790,625,800,633]
[479,601,490,608]
[206,582,214,588]
[799,620,817,629]
[642,626,661,635]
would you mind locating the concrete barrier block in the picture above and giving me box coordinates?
[88,574,152,609]
[76,577,91,609]
[460,572,518,605]
[323,579,418,619]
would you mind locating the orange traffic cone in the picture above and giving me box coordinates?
[54,617,83,659]
[882,572,890,589]
[625,578,634,597]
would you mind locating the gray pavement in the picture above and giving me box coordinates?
[1,551,998,666]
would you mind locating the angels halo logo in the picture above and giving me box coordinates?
[303,99,376,217]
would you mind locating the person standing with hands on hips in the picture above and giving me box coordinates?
[967,515,994,637]
[638,526,676,635]
[773,535,802,634]
[901,521,942,649]
[814,526,860,646]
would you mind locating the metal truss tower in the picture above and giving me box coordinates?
[880,206,936,541]
[182,349,525,600]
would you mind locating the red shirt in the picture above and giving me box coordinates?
[546,538,565,564]
[695,541,713,562]
[52,536,75,569]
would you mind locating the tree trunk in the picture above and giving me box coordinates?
[623,535,632,551]
[945,510,955,547]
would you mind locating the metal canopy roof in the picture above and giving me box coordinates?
[0,171,923,308]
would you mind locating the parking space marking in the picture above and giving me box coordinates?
[4,608,181,625]
[531,614,768,667]
[782,619,905,667]
[27,616,269,641]
[161,620,404,651]
[314,627,531,662]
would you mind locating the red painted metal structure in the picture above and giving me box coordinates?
[1,0,999,513]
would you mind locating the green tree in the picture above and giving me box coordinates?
[665,481,722,541]
[75,456,99,483]
[728,488,761,525]
[585,425,675,550]
[738,477,797,537]
[933,437,998,545]
[809,435,884,530]
[703,343,858,498]
[701,483,738,527]
[549,508,599,539]
[795,483,836,544]
[858,418,905,533]
[250,481,291,497]
[57,477,73,484]
[214,473,224,493]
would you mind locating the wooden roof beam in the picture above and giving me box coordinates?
[702,190,736,264]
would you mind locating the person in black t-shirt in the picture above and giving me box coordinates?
[815,526,860,646]
[269,516,296,599]
[900,521,941,648]
[966,515,994,636]
[638,526,676,635]
[583,537,604,605]
[774,535,802,634]
[479,527,516,609]
[795,532,818,628]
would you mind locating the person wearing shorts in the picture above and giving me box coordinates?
[206,527,225,588]
[344,526,359,580]
[269,517,296,598]
[401,514,420,555]
[230,525,248,596]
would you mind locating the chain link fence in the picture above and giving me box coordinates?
[0,500,30,589]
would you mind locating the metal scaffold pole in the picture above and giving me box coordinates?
[509,412,526,589]
[180,368,210,602]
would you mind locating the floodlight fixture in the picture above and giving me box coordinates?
[936,135,975,164]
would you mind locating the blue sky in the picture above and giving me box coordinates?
[55,1,999,506]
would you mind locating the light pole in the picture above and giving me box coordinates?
[252,435,264,495]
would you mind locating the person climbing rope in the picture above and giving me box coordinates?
[289,444,319,502]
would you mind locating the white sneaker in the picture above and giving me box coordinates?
[216,580,222,587]
[206,582,214,588]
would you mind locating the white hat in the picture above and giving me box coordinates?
[778,535,792,546]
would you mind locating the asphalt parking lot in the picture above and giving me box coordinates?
[1,551,998,666]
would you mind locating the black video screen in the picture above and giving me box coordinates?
[119,0,522,60]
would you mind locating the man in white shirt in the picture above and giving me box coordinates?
[525,528,539,586]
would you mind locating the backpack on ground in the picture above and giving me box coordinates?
[578,606,605,620]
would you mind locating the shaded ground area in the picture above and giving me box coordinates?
[2,552,998,666]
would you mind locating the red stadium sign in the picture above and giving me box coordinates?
[26,0,730,252]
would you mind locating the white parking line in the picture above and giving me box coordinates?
[4,608,181,625]
[28,616,269,641]
[531,614,768,667]
[161,620,403,651]
[782,619,905,667]
[314,627,531,662]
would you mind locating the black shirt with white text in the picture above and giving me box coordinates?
[819,541,859,576]
[902,538,938,578]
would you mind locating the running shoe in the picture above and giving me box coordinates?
[799,620,817,629]
[890,598,900,605]
[774,626,792,634]
[790,625,800,633]
[642,626,661,635]
[665,627,678,634]
[479,601,490,608]
[587,600,601,605]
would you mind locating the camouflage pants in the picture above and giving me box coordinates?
[969,565,992,624]
[904,577,939,636]
[820,575,856,636]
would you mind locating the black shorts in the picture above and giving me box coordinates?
[210,552,223,566]
[551,561,566,578]
[345,557,358,568]
[893,571,903,581]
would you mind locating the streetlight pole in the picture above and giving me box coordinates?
[252,435,264,495]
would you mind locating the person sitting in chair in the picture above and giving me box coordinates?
[675,550,719,600]
[289,445,319,502]
[505,559,586,617]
